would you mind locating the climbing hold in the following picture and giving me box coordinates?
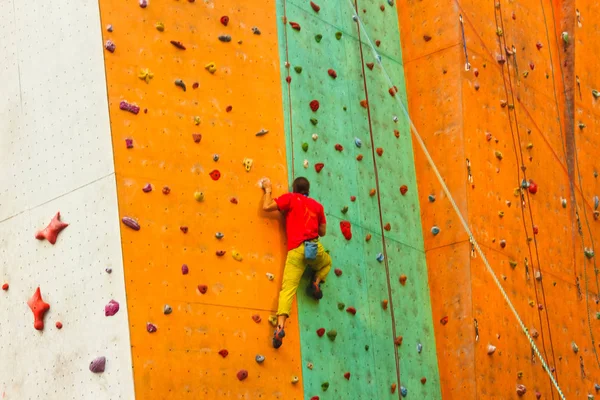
[417,343,423,353]
[125,138,133,148]
[328,69,337,79]
[155,22,164,31]
[516,384,527,396]
[310,1,320,12]
[192,133,202,143]
[255,129,269,137]
[138,68,154,83]
[369,189,377,197]
[251,314,261,323]
[310,118,318,125]
[162,186,171,195]
[89,356,106,373]
[357,154,363,161]
[2,283,8,291]
[335,32,342,40]
[209,170,221,181]
[307,362,314,370]
[360,99,368,108]
[121,216,140,231]
[220,15,229,26]
[194,191,204,202]
[179,226,188,235]
[105,267,112,274]
[500,239,506,248]
[36,212,69,244]
[562,31,569,44]
[423,34,432,42]
[237,370,248,381]
[310,100,320,112]
[366,62,374,70]
[139,0,147,7]
[316,327,326,337]
[301,142,309,152]
[173,79,187,91]
[421,377,427,384]
[163,305,172,315]
[528,180,538,194]
[218,35,232,42]
[384,223,391,231]
[382,299,388,310]
[346,306,356,315]
[495,151,503,160]
[291,375,299,384]
[104,40,116,53]
[321,382,329,391]
[337,302,345,310]
[394,336,403,346]
[572,341,579,353]
[365,234,372,241]
[266,273,275,281]
[216,250,226,257]
[428,194,436,202]
[340,221,352,240]
[28,287,50,331]
[315,163,324,173]
[354,138,362,148]
[593,90,600,99]
[170,40,186,50]
[194,116,201,125]
[289,21,301,31]
[400,386,408,397]
[326,330,337,341]
[215,232,224,240]
[252,26,261,35]
[389,86,398,96]
[181,264,189,274]
[243,158,253,172]
[106,24,113,32]
[218,349,229,358]
[391,383,397,394]
[104,300,120,317]
[56,321,63,329]
[303,160,309,168]
[120,101,140,115]
[440,316,449,325]
[335,144,343,152]
[375,40,381,47]
[146,322,157,333]
[376,147,384,156]
[142,183,152,193]
[400,185,408,195]
[340,206,348,214]
[315,34,322,43]
[487,344,496,355]
[344,372,350,380]
[205,62,217,74]
[198,285,208,294]
[293,66,303,74]
[431,226,440,235]
[350,196,356,202]
[255,354,265,364]
[334,268,342,276]
[399,275,407,285]
[232,250,243,261]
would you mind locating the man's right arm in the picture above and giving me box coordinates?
[318,223,326,237]
[318,205,326,236]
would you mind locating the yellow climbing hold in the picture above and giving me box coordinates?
[155,22,165,32]
[232,250,243,261]
[243,158,253,172]
[205,62,217,74]
[526,143,533,149]
[138,68,154,83]
[291,376,299,384]
[194,191,204,202]
[268,315,277,326]
[194,116,201,125]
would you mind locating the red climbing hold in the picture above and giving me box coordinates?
[529,62,535,70]
[218,349,229,358]
[334,144,343,152]
[328,69,337,79]
[36,212,68,245]
[220,16,229,26]
[28,287,50,331]
[252,314,261,323]
[536,42,543,50]
[394,129,400,138]
[237,370,249,381]
[376,147,384,156]
[310,1,320,12]
[528,180,538,194]
[388,86,398,96]
[366,62,374,70]
[394,336,403,346]
[400,185,408,195]
[399,275,407,285]
[360,99,368,108]
[365,234,372,242]
[344,372,351,380]
[198,285,208,294]
[226,105,232,112]
[346,306,356,315]
[315,163,324,173]
[375,40,381,47]
[286,76,291,83]
[316,328,326,337]
[310,397,320,400]
[533,226,539,235]
[216,250,226,257]
[2,283,8,291]
[192,133,202,143]
[382,299,388,310]
[421,377,427,384]
[180,226,188,233]
[289,21,301,31]
[192,82,199,89]
[340,221,352,240]
[516,384,526,396]
[209,170,221,180]
[170,41,186,50]
[55,321,63,329]
[162,186,171,195]
[440,316,449,325]
[181,264,189,274]
[334,268,342,277]
[350,196,356,202]
[230,197,238,204]
[309,100,320,112]
[356,154,363,161]
[384,223,391,231]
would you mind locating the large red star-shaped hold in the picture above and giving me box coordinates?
[35,212,68,245]
[28,287,50,331]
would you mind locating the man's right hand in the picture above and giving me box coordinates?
[261,178,272,192]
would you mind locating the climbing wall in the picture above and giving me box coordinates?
[97,0,305,398]
[398,0,600,398]
[0,0,134,398]
[277,1,442,398]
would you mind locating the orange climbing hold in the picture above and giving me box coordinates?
[360,99,368,108]
[365,234,372,242]
[328,69,337,78]
[384,223,391,231]
[28,287,50,331]
[366,62,374,70]
[382,299,388,310]
[394,336,403,346]
[356,154,363,161]
[376,147,384,156]
[399,274,407,285]
[369,189,376,196]
[391,383,397,393]
[400,185,408,195]
[394,129,400,138]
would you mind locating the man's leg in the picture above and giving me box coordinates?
[273,246,305,348]
[307,242,332,299]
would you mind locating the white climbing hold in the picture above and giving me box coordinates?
[487,344,496,355]
[303,160,309,168]
[312,133,318,141]
[266,272,275,281]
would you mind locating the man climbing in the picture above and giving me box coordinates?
[260,176,331,349]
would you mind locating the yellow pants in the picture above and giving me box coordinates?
[277,241,332,317]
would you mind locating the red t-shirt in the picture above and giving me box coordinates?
[274,193,326,251]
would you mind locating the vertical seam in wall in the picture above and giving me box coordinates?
[353,0,402,394]
[281,0,296,182]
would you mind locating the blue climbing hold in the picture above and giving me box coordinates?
[431,226,440,235]
[215,232,224,239]
[400,386,408,397]
[388,0,394,5]
[354,138,362,148]
[428,194,436,202]
[376,253,385,263]
[521,179,529,189]
[594,196,599,210]
[417,343,423,353]
[255,354,265,364]
[595,383,600,391]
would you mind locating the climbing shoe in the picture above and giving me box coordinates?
[306,278,323,300]
[272,325,285,349]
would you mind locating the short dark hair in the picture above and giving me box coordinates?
[292,177,310,195]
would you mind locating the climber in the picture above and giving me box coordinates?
[260,176,331,349]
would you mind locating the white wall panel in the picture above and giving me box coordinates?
[0,0,134,398]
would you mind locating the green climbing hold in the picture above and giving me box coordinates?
[302,142,309,152]
[562,31,569,44]
[365,344,369,351]
[585,249,595,259]
[321,382,330,391]
[310,118,318,126]
[335,31,342,40]
[593,90,600,99]
[341,206,348,214]
[343,106,347,111]
[326,330,337,341]
[596,312,600,320]
[509,261,517,269]
[315,34,322,43]
[337,302,345,310]
[494,151,503,160]
[294,66,303,73]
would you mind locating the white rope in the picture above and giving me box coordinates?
[346,2,566,398]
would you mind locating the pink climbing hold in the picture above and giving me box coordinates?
[516,384,526,396]
[252,314,261,323]
[89,356,106,373]
[121,217,140,231]
[181,264,189,274]
[142,183,152,193]
[36,212,69,245]
[28,287,50,331]
[119,101,140,115]
[139,0,148,8]
[104,40,116,53]
[236,369,248,381]
[146,322,157,333]
[125,138,133,148]
[218,349,229,358]
[105,300,120,317]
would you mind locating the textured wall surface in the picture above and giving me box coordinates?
[277,1,441,399]
[0,0,134,398]
[97,0,304,399]
[398,0,600,398]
